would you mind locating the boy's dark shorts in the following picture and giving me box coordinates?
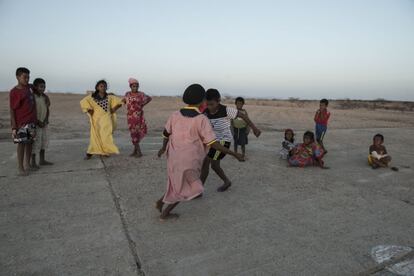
[233,127,248,146]
[208,141,231,161]
[14,124,36,144]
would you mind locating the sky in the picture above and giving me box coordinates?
[0,0,413,100]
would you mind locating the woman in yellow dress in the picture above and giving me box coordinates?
[80,80,123,159]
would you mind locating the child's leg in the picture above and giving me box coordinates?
[25,143,37,170]
[39,149,53,165]
[234,143,238,153]
[160,202,179,220]
[17,144,26,175]
[211,160,232,192]
[135,143,143,157]
[155,195,165,213]
[241,145,246,157]
[200,157,211,185]
[30,153,39,169]
[379,156,391,167]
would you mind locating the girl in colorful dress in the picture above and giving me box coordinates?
[156,84,244,221]
[80,80,123,159]
[125,78,152,157]
[288,131,326,168]
[279,128,296,159]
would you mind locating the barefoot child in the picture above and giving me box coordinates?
[368,133,393,169]
[10,67,37,176]
[279,128,296,159]
[288,131,326,168]
[314,99,330,152]
[232,97,249,158]
[30,78,53,168]
[80,80,123,159]
[124,78,152,157]
[201,89,261,192]
[156,84,244,220]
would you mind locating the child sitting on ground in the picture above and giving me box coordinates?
[31,78,53,168]
[288,131,327,168]
[368,133,396,170]
[280,129,296,159]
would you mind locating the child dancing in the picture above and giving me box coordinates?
[156,84,244,221]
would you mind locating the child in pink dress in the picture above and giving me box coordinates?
[156,84,244,221]
[124,78,152,157]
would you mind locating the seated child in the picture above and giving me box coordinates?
[368,133,392,169]
[288,131,326,168]
[280,129,296,159]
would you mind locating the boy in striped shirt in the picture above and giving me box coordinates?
[200,89,261,192]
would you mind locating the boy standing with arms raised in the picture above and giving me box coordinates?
[10,67,37,176]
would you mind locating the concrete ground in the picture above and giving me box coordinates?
[1,128,413,276]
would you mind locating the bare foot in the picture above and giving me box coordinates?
[28,164,39,171]
[17,168,28,176]
[155,200,164,213]
[217,182,232,192]
[159,213,179,222]
[136,152,143,158]
[40,160,53,166]
[129,152,137,157]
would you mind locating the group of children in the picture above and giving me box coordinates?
[9,67,53,176]
[9,69,397,220]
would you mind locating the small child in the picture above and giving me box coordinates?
[124,78,152,157]
[156,84,244,221]
[280,129,296,159]
[288,131,327,168]
[368,133,394,169]
[201,89,261,192]
[10,67,37,176]
[31,78,53,168]
[314,99,330,152]
[232,97,249,157]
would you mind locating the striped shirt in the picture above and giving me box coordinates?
[204,104,238,142]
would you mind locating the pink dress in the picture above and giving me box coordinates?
[163,109,216,204]
[125,91,151,145]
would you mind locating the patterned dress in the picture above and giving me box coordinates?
[288,142,324,167]
[125,91,151,145]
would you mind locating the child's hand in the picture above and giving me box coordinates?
[253,128,261,137]
[157,148,166,158]
[121,98,126,104]
[12,129,17,139]
[234,152,245,162]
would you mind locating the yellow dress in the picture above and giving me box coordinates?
[80,94,123,155]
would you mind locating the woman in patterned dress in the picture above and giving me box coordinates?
[80,80,123,159]
[124,78,152,157]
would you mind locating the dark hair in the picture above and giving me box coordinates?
[373,133,384,141]
[93,79,108,99]
[235,97,245,104]
[16,67,30,76]
[182,84,205,105]
[284,129,294,142]
[320,98,329,105]
[303,131,315,142]
[206,88,221,102]
[33,78,45,87]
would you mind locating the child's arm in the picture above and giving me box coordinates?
[10,109,17,138]
[314,109,320,123]
[210,141,244,161]
[236,111,261,137]
[158,129,170,157]
[143,95,152,106]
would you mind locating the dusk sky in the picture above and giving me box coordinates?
[1,0,413,100]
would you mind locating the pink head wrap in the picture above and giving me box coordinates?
[128,77,139,86]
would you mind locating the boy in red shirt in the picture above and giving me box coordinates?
[10,67,37,176]
[314,98,330,153]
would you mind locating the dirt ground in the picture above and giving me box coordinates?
[0,92,413,275]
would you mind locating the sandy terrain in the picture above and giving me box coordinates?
[0,92,413,275]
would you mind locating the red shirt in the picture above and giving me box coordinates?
[314,109,330,126]
[199,102,207,113]
[9,85,37,128]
